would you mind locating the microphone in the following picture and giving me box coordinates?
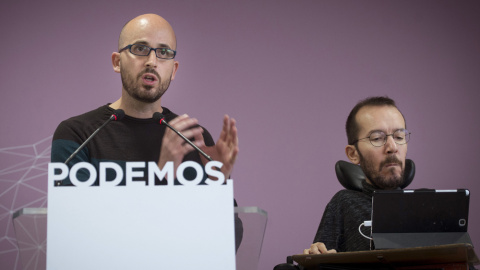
[153,112,212,161]
[64,109,125,165]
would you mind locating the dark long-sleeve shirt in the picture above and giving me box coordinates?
[313,180,377,252]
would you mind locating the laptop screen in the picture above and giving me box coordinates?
[371,189,470,234]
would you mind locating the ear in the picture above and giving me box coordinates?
[112,52,121,73]
[170,60,179,80]
[345,145,360,164]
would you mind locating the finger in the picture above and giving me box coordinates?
[180,138,205,154]
[219,115,230,142]
[310,242,329,254]
[175,119,200,133]
[168,114,189,125]
[310,243,321,254]
[164,128,203,153]
[229,118,238,147]
[303,249,310,255]
[178,127,204,144]
[169,115,200,132]
[231,147,239,162]
[317,243,329,254]
[194,127,204,140]
[186,139,205,149]
[227,144,239,165]
[327,249,337,253]
[221,117,237,150]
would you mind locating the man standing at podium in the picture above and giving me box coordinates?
[304,96,410,254]
[51,14,239,185]
[50,13,244,255]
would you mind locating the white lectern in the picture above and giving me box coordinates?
[13,206,267,270]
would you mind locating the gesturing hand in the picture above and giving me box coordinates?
[201,115,239,179]
[158,114,205,173]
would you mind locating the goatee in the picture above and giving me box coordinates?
[359,151,405,190]
[121,68,171,103]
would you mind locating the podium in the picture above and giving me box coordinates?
[291,244,479,270]
[12,206,267,270]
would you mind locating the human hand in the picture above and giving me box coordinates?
[201,115,239,179]
[158,114,205,172]
[303,242,337,255]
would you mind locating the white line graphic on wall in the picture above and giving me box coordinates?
[0,136,52,270]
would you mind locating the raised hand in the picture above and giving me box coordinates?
[201,115,239,179]
[158,114,205,173]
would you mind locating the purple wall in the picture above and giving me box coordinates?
[1,1,479,269]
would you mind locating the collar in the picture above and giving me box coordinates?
[361,179,403,197]
[362,180,377,197]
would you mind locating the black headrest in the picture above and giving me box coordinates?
[335,159,415,191]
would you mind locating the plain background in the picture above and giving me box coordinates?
[1,1,479,269]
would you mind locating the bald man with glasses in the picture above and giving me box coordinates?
[51,13,243,252]
[52,14,238,186]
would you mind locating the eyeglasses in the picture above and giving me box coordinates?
[119,44,176,60]
[353,129,411,147]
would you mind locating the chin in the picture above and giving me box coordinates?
[387,176,404,189]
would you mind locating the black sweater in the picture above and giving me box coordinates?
[313,180,376,252]
[51,104,214,185]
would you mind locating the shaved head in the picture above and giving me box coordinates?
[118,14,177,50]
[113,13,179,105]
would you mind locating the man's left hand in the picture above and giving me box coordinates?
[201,115,239,179]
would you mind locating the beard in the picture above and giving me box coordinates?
[358,150,405,190]
[121,67,172,103]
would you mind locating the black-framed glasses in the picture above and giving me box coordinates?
[119,44,176,60]
[353,129,411,147]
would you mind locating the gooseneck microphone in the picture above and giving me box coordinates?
[64,109,125,165]
[153,112,212,161]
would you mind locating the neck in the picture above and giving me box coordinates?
[365,178,373,186]
[110,95,164,119]
[364,177,382,190]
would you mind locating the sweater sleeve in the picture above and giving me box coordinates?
[51,120,94,186]
[313,192,346,251]
[313,189,372,252]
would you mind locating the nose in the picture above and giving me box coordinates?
[145,49,158,68]
[384,135,398,154]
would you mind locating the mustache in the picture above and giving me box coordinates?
[379,156,402,170]
[138,68,161,80]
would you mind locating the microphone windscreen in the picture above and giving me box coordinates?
[152,112,165,124]
[114,109,125,121]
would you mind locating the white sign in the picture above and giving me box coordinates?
[47,162,236,270]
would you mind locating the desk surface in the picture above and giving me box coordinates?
[292,243,479,269]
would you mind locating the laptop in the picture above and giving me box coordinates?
[371,189,472,250]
